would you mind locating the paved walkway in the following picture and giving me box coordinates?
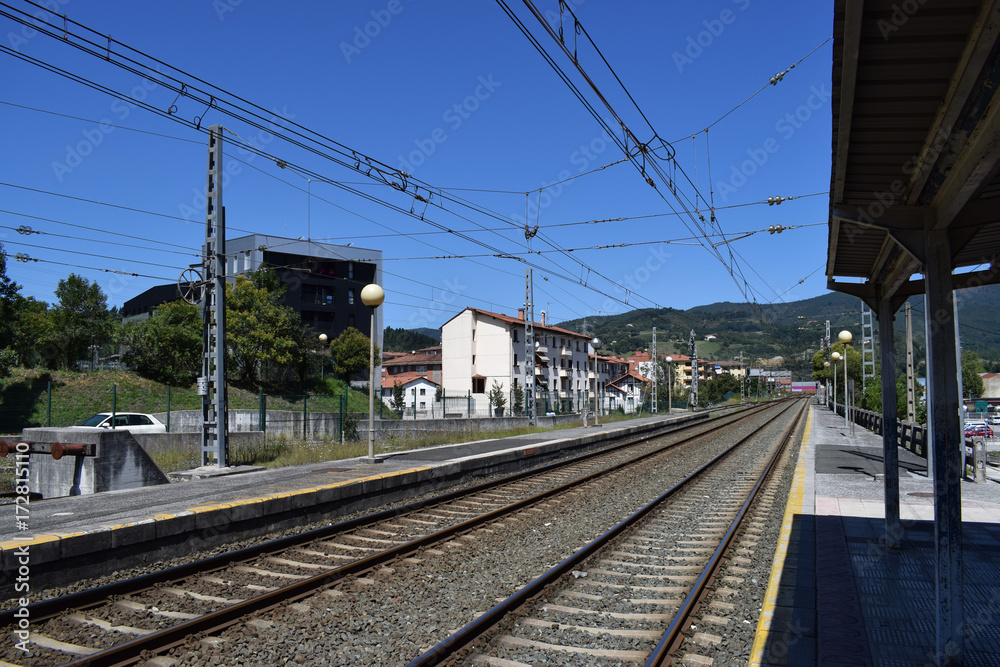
[752,403,1000,666]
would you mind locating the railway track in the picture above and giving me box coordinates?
[408,398,806,666]
[0,402,794,666]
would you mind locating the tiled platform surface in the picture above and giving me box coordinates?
[753,404,1000,666]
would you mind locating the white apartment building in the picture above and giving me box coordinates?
[441,307,595,413]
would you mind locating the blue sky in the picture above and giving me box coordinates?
[2,0,834,331]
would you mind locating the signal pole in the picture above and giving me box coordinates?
[524,269,536,426]
[688,329,698,410]
[905,301,916,422]
[739,350,745,402]
[651,327,658,413]
[200,125,228,468]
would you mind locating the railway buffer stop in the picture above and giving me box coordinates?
[826,1,1000,663]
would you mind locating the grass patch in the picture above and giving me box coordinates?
[0,368,384,432]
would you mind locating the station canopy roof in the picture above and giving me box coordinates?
[827,0,1000,308]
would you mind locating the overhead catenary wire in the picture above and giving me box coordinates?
[1,1,827,324]
[0,2,641,311]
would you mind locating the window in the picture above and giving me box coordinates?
[419,388,426,396]
[514,354,518,366]
[512,330,519,342]
[576,341,581,351]
[348,288,355,305]
[419,401,426,409]
[348,313,355,328]
[472,355,476,365]
[473,377,486,394]
[348,262,354,279]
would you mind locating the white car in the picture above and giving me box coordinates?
[76,413,166,433]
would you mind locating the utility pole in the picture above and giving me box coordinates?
[688,329,698,410]
[199,125,228,468]
[651,327,658,414]
[739,350,745,402]
[524,269,536,426]
[905,301,916,422]
[862,303,875,392]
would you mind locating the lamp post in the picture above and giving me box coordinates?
[839,330,853,427]
[823,360,830,406]
[318,333,328,381]
[831,352,840,416]
[665,356,673,414]
[592,337,600,426]
[361,283,384,464]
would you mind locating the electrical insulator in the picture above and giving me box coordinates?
[768,225,786,235]
[767,196,785,206]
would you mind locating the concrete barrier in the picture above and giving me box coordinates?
[22,428,170,498]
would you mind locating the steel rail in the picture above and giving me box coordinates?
[405,399,801,666]
[645,398,808,666]
[0,408,721,628]
[58,406,769,667]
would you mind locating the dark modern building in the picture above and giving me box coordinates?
[122,234,384,354]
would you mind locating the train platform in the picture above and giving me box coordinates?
[752,403,1000,666]
[0,411,700,595]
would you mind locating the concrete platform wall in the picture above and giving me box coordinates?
[23,428,170,498]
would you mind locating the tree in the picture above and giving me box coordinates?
[391,381,406,413]
[50,274,114,370]
[120,300,201,386]
[488,380,507,416]
[700,373,740,405]
[330,327,380,383]
[383,326,438,352]
[0,244,23,375]
[512,382,524,415]
[12,297,50,369]
[226,275,301,388]
[962,350,985,399]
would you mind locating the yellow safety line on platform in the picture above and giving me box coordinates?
[749,407,811,666]
[0,465,433,555]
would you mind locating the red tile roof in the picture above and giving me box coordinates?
[381,372,439,390]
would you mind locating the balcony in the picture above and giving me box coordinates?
[588,371,596,379]
[558,369,568,377]
[559,347,572,357]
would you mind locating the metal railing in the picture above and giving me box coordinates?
[825,398,987,478]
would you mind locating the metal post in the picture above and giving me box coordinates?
[368,310,376,460]
[668,362,672,413]
[651,327,657,414]
[199,125,228,468]
[259,390,265,432]
[906,301,916,423]
[924,227,964,663]
[524,269,537,426]
[844,346,850,428]
[688,330,698,411]
[878,296,900,547]
[166,386,171,433]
